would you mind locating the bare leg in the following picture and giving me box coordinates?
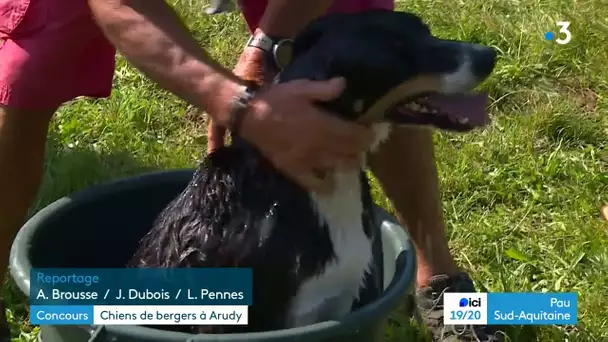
[369,127,458,287]
[0,105,56,280]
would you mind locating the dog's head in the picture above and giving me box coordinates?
[278,10,497,136]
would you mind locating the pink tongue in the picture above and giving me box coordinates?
[422,92,490,127]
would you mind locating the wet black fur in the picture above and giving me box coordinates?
[130,139,382,333]
[129,10,490,334]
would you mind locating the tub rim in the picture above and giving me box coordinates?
[10,169,416,341]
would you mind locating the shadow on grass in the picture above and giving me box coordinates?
[3,132,161,341]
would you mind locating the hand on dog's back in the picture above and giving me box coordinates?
[239,77,374,194]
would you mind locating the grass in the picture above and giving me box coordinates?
[3,0,607,341]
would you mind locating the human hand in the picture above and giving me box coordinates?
[207,47,278,153]
[239,77,374,194]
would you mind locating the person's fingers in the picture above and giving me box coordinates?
[207,138,224,153]
[207,122,226,153]
[316,155,337,172]
[288,77,346,102]
[311,167,329,180]
[280,161,334,194]
[317,115,374,153]
[344,123,375,149]
[297,171,334,195]
[316,152,360,172]
[212,125,226,138]
[337,155,362,170]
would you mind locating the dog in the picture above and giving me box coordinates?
[129,9,496,334]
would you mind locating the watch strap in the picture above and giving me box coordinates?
[246,33,293,70]
[246,34,275,53]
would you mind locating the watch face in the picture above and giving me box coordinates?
[273,40,294,70]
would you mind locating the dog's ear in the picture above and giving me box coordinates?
[291,10,419,63]
[291,13,348,58]
[277,13,349,82]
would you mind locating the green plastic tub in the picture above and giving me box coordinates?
[9,170,416,342]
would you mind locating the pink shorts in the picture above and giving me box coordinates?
[239,0,394,32]
[0,0,116,110]
[0,0,393,110]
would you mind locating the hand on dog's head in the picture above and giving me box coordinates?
[278,10,497,131]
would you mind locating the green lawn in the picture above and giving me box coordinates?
[3,0,607,341]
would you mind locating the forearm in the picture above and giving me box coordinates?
[88,0,240,125]
[257,0,334,37]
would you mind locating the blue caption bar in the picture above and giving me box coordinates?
[30,305,94,325]
[488,293,577,325]
[30,268,252,306]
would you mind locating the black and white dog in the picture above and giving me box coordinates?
[129,10,496,334]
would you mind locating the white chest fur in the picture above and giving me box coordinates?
[288,171,373,327]
[287,123,392,328]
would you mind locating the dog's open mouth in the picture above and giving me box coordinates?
[388,92,489,131]
[357,76,491,132]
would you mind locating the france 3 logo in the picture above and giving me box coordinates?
[444,293,487,325]
[544,21,572,45]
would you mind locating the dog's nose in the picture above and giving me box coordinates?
[471,45,497,79]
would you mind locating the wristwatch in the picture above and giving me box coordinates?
[246,33,294,70]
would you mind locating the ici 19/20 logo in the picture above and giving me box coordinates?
[545,21,572,45]
[459,297,482,307]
